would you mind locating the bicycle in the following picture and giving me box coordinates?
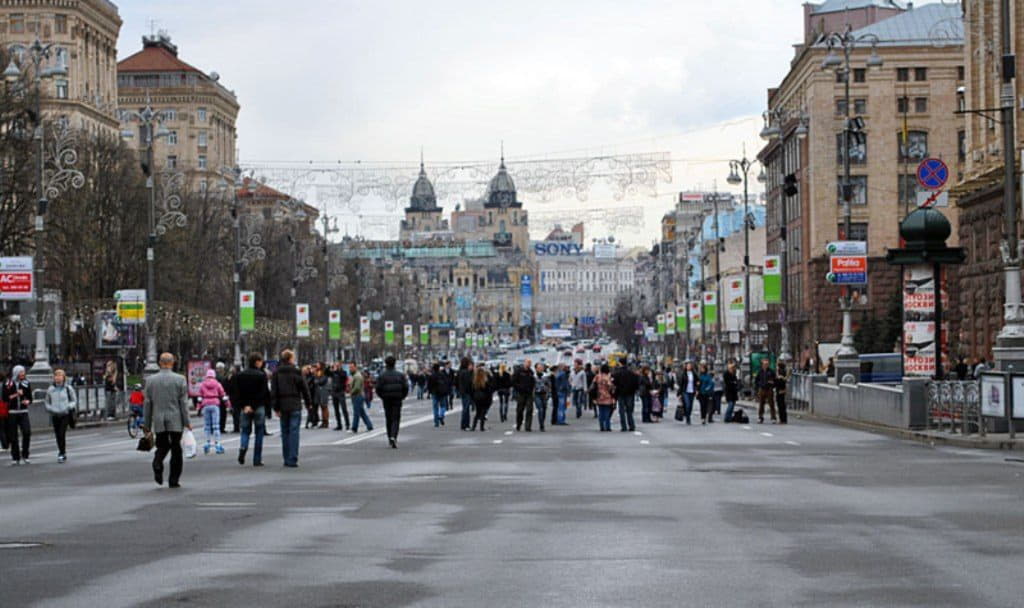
[127,407,144,439]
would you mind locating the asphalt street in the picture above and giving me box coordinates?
[1,397,1022,608]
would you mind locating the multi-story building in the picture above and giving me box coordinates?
[0,0,122,136]
[117,32,239,189]
[759,1,964,361]
[950,0,1023,361]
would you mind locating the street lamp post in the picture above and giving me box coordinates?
[727,156,762,376]
[5,40,82,384]
[821,26,883,381]
[319,209,339,363]
[220,167,263,369]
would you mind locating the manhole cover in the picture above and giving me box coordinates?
[0,542,44,549]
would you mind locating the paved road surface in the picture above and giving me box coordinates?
[1,397,1021,607]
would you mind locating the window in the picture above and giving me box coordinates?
[163,108,176,121]
[198,155,208,170]
[898,131,928,162]
[10,14,25,34]
[957,90,966,112]
[166,130,178,145]
[197,107,207,122]
[835,71,846,84]
[839,222,868,244]
[837,175,868,205]
[914,97,928,113]
[898,175,922,205]
[198,179,208,194]
[854,98,867,114]
[167,155,178,170]
[836,133,867,165]
[895,67,909,81]
[914,67,927,81]
[897,97,909,113]
[957,66,965,80]
[958,130,966,162]
[835,98,848,115]
[853,68,866,83]
[55,79,68,99]
[54,14,67,34]
[198,131,208,147]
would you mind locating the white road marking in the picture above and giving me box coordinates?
[633,431,643,436]
[492,440,503,445]
[504,431,513,436]
[785,440,800,446]
[331,411,438,445]
[640,440,651,445]
[194,502,256,508]
[742,425,753,430]
[760,432,774,438]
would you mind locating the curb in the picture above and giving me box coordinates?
[797,411,1018,451]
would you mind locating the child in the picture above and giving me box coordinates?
[197,369,226,454]
[128,384,144,418]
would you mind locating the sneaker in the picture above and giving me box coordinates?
[203,444,211,455]
[215,445,225,455]
[9,460,20,467]
[58,454,66,463]
[22,458,30,465]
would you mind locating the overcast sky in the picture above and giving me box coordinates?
[114,0,811,244]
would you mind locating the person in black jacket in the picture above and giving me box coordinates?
[457,357,475,431]
[754,358,777,424]
[3,365,32,464]
[512,359,536,431]
[446,361,456,410]
[611,362,639,432]
[234,353,272,466]
[330,362,350,431]
[495,364,512,422]
[376,356,410,448]
[427,363,451,427]
[722,360,740,423]
[271,350,312,468]
[471,367,497,431]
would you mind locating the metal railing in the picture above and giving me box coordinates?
[789,373,824,412]
[30,385,130,423]
[925,380,984,436]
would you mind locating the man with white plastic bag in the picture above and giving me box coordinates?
[143,353,192,488]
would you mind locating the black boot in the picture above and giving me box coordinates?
[238,448,247,465]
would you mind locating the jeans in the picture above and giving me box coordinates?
[572,389,585,418]
[351,395,373,432]
[515,392,533,430]
[279,409,301,466]
[556,391,568,424]
[153,431,183,484]
[416,385,425,400]
[432,394,448,426]
[460,394,473,430]
[6,413,31,461]
[201,405,221,446]
[498,390,510,421]
[617,394,635,431]
[332,394,350,429]
[383,399,403,440]
[712,390,723,415]
[640,392,652,422]
[597,404,614,431]
[682,392,695,423]
[534,394,548,430]
[724,400,737,423]
[51,413,70,456]
[240,408,266,464]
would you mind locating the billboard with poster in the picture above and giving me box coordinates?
[981,372,1007,418]
[902,266,948,376]
[95,310,137,349]
[187,360,213,398]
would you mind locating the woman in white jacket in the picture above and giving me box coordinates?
[44,369,76,463]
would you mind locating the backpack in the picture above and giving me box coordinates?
[731,407,749,424]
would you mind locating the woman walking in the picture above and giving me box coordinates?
[495,364,512,423]
[593,364,616,432]
[650,370,665,422]
[638,365,654,423]
[698,362,714,424]
[3,365,32,464]
[102,360,119,420]
[470,366,496,431]
[775,361,789,425]
[677,361,698,425]
[198,369,226,455]
[315,365,331,429]
[303,366,319,429]
[44,369,76,463]
[723,360,740,423]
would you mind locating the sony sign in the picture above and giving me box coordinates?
[534,242,583,256]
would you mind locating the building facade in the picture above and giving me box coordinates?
[759,2,965,361]
[117,32,239,188]
[0,0,122,136]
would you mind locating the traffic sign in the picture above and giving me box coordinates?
[826,241,866,256]
[114,289,147,324]
[0,257,33,301]
[827,256,868,285]
[916,158,949,191]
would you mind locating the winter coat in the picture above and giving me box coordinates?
[428,370,451,396]
[723,370,740,402]
[593,373,616,406]
[554,370,571,394]
[198,377,226,409]
[348,371,365,397]
[495,371,512,392]
[271,364,312,414]
[44,383,76,415]
[142,369,191,434]
[376,368,410,403]
[512,366,536,395]
[698,372,714,396]
[457,368,474,394]
[233,367,272,413]
[570,369,587,391]
[678,370,699,396]
[533,371,551,397]
[331,369,348,397]
[611,368,639,397]
[2,379,32,415]
[472,375,497,408]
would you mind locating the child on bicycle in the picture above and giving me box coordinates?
[129,384,144,418]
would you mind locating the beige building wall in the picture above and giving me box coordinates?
[0,0,122,136]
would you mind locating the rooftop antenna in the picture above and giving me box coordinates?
[148,19,159,37]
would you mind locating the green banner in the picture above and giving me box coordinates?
[764,255,781,304]
[703,291,718,325]
[239,291,255,333]
[384,321,395,345]
[328,310,341,341]
[656,314,666,335]
[419,324,429,346]
[676,305,687,332]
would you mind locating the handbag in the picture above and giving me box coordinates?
[136,432,154,452]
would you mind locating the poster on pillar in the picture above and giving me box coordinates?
[296,304,310,338]
[665,310,676,335]
[726,279,745,332]
[902,265,948,376]
[764,256,781,304]
[404,324,413,345]
[419,324,429,346]
[384,321,395,345]
[689,300,702,328]
[702,292,718,326]
[328,310,341,340]
[360,316,370,343]
[676,305,687,332]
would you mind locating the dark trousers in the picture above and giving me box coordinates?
[279,409,301,466]
[515,392,533,430]
[230,406,241,433]
[218,403,228,433]
[153,431,183,485]
[498,390,510,421]
[617,394,635,431]
[757,388,777,422]
[597,405,614,431]
[51,413,70,456]
[698,393,711,422]
[383,399,403,440]
[239,408,266,464]
[332,395,350,429]
[472,402,491,430]
[460,394,473,430]
[640,392,652,422]
[6,413,31,461]
[776,392,788,424]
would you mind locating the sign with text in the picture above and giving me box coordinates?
[676,305,687,332]
[420,324,430,346]
[826,241,867,256]
[703,291,718,325]
[827,256,868,285]
[296,304,310,337]
[0,257,33,301]
[384,320,395,345]
[114,289,146,325]
[656,314,665,336]
[763,255,781,304]
[902,266,948,377]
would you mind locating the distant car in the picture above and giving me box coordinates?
[575,347,585,353]
[592,345,602,353]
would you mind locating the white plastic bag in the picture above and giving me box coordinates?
[181,428,198,459]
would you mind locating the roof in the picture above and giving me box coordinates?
[845,3,963,45]
[485,157,521,208]
[238,177,288,200]
[118,43,202,74]
[811,0,906,15]
[407,162,440,212]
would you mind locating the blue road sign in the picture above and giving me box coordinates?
[916,158,949,191]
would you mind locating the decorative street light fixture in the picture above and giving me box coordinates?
[5,40,84,384]
[319,207,339,362]
[821,25,883,381]
[218,167,263,368]
[727,154,760,377]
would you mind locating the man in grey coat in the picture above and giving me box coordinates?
[143,353,192,488]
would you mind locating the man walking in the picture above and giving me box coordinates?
[271,350,311,468]
[348,362,373,433]
[330,362,350,431]
[143,353,192,488]
[570,360,587,419]
[553,363,570,425]
[533,363,551,432]
[457,357,475,431]
[612,361,639,432]
[376,356,409,448]
[512,359,536,431]
[234,352,272,466]
[755,358,777,424]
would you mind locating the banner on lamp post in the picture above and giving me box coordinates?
[384,321,395,345]
[328,310,341,340]
[359,316,370,343]
[419,324,429,346]
[702,292,718,326]
[726,278,745,331]
[689,300,702,328]
[656,314,666,336]
[403,324,413,345]
[666,309,676,335]
[764,255,782,304]
[448,330,457,346]
[676,305,687,332]
[296,304,310,338]
[239,291,255,333]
